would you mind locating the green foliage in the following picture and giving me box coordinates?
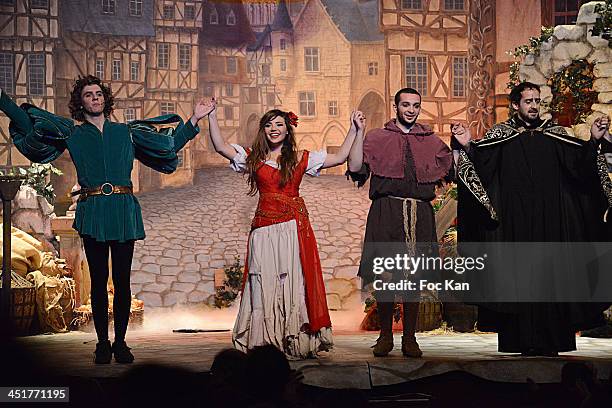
[214,256,244,308]
[17,163,63,204]
[507,26,555,88]
[591,0,612,48]
[548,59,597,125]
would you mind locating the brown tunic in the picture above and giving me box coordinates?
[349,138,450,287]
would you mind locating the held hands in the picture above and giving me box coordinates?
[451,122,472,148]
[350,110,366,131]
[193,97,216,121]
[591,115,610,141]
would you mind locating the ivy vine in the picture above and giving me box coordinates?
[507,26,554,88]
[548,59,597,126]
[591,0,612,48]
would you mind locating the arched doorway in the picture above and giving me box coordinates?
[322,124,347,175]
[357,91,385,131]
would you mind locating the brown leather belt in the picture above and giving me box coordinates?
[71,183,133,202]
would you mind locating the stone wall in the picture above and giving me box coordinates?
[518,1,611,138]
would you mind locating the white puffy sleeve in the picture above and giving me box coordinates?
[229,143,248,173]
[305,150,327,177]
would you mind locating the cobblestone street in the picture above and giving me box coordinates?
[131,167,371,309]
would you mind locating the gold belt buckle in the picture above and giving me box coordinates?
[100,182,114,196]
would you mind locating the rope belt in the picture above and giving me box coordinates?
[388,196,427,282]
[388,196,426,257]
[71,183,133,202]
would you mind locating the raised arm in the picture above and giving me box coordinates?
[323,111,365,169]
[207,99,239,160]
[170,98,217,153]
[0,88,70,163]
[348,112,366,172]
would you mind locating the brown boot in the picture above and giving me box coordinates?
[372,333,394,357]
[401,335,422,358]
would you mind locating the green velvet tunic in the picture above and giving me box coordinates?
[0,91,199,242]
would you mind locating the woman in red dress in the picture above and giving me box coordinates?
[205,98,365,358]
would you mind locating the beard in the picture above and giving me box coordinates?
[397,114,416,129]
[518,110,540,125]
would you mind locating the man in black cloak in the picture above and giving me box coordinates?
[452,81,611,356]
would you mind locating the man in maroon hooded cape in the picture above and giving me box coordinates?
[347,88,453,357]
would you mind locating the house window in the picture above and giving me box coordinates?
[368,62,378,76]
[184,4,195,20]
[444,0,464,10]
[210,7,218,24]
[0,0,15,6]
[328,101,338,116]
[30,0,49,9]
[226,57,237,74]
[452,56,468,97]
[28,54,45,96]
[129,0,142,16]
[95,58,105,79]
[101,0,115,14]
[130,61,139,81]
[401,0,421,10]
[266,92,275,106]
[112,59,121,81]
[304,47,319,72]
[201,54,208,73]
[160,102,175,115]
[157,43,170,69]
[405,56,428,97]
[124,108,136,122]
[0,53,14,96]
[203,83,214,96]
[177,150,185,168]
[225,83,233,96]
[246,87,259,103]
[163,4,175,19]
[280,59,287,72]
[179,44,191,70]
[224,106,234,120]
[298,92,315,116]
[553,0,585,25]
[227,10,236,25]
[280,38,286,50]
[261,64,271,78]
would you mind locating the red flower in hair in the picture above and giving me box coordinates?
[287,111,299,127]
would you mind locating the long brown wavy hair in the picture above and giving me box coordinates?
[246,110,298,196]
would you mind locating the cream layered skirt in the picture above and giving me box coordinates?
[232,219,333,358]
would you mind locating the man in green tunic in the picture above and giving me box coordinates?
[0,75,214,364]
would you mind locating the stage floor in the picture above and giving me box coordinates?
[14,329,612,389]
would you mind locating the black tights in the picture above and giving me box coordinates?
[83,237,135,343]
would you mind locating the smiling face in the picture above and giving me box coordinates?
[394,92,421,128]
[263,115,288,146]
[512,88,541,124]
[80,84,105,117]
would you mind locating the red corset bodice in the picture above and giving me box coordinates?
[251,151,310,231]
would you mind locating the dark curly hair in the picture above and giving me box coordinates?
[68,75,114,121]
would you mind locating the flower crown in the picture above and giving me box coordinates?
[287,111,299,127]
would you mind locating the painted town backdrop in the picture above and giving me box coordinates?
[1,0,610,311]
